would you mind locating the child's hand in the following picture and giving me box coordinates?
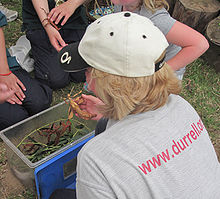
[48,1,76,26]
[77,94,104,121]
[45,25,67,51]
[0,73,26,104]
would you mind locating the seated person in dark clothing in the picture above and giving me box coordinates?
[22,0,88,89]
[0,11,52,131]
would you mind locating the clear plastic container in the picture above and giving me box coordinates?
[0,101,97,190]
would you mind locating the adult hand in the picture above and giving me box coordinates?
[48,1,76,26]
[0,83,14,104]
[0,73,26,104]
[45,25,67,51]
[78,94,104,121]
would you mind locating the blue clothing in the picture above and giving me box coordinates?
[0,11,20,71]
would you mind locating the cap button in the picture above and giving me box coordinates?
[124,12,131,17]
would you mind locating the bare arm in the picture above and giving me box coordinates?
[48,0,87,26]
[32,0,66,51]
[0,27,26,104]
[31,0,50,26]
[166,21,209,71]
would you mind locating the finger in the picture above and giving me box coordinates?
[81,94,89,99]
[47,8,55,19]
[55,13,63,25]
[81,94,97,101]
[6,94,21,105]
[51,39,62,52]
[58,37,66,48]
[9,84,24,101]
[56,45,63,52]
[15,85,26,100]
[50,11,60,22]
[16,78,26,91]
[61,15,69,26]
[11,94,23,105]
[12,84,25,100]
[15,91,25,102]
[6,99,16,104]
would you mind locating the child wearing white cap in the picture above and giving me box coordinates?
[112,0,209,80]
[52,12,220,199]
[85,0,210,138]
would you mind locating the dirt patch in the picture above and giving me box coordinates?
[0,163,26,198]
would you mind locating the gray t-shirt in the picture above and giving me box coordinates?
[114,5,185,77]
[76,95,220,199]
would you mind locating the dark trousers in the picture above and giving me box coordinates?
[0,68,52,131]
[26,29,86,90]
[49,189,76,199]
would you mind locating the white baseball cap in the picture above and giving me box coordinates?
[59,12,169,77]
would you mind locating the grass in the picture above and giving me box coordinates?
[181,59,220,139]
[0,0,219,198]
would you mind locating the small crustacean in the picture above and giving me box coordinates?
[40,7,61,31]
[64,90,97,120]
[36,120,71,145]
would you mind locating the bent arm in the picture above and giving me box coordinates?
[166,21,209,71]
[32,0,66,51]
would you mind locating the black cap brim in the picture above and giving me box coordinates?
[58,42,91,72]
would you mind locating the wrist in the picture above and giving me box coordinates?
[42,19,61,31]
[0,71,12,76]
[41,18,51,29]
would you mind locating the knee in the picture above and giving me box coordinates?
[29,99,51,115]
[70,71,86,83]
[49,76,70,90]
[0,104,28,131]
[25,86,53,115]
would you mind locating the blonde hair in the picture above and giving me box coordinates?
[141,0,169,12]
[90,60,181,120]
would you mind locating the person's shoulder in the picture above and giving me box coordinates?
[140,6,169,18]
[114,5,122,13]
[78,132,110,158]
[169,94,188,105]
[168,94,198,115]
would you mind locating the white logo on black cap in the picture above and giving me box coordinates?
[60,52,72,64]
[159,61,165,68]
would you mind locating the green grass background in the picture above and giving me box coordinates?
[0,0,219,198]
